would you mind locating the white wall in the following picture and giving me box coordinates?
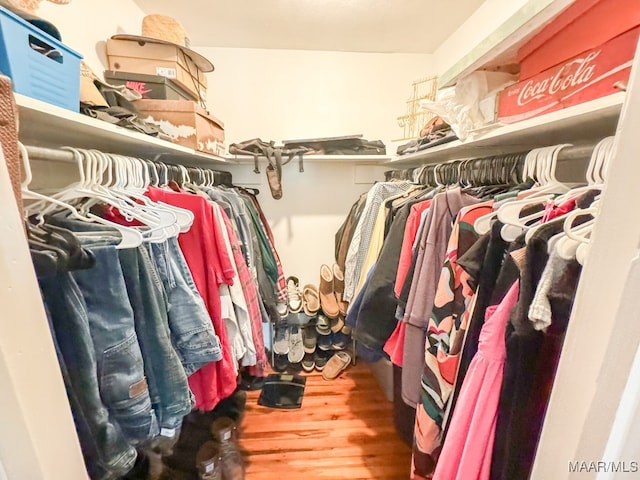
[37,0,147,74]
[0,158,87,477]
[200,46,434,283]
[197,46,434,151]
[224,161,388,286]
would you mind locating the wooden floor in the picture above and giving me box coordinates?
[239,364,412,480]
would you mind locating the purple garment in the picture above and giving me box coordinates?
[401,188,481,407]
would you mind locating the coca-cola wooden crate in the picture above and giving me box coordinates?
[498,27,639,124]
[135,99,225,156]
[518,0,640,81]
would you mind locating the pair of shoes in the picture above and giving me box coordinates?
[332,325,352,350]
[302,283,321,316]
[163,391,247,478]
[273,354,288,372]
[288,326,304,363]
[301,352,315,372]
[286,276,303,313]
[322,351,352,381]
[319,264,348,318]
[317,326,351,351]
[302,324,317,353]
[314,349,332,371]
[315,314,332,336]
[237,370,265,391]
[330,315,345,333]
[196,418,245,480]
[272,325,305,363]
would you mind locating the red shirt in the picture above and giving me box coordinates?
[146,187,237,410]
[543,198,577,222]
[394,199,432,298]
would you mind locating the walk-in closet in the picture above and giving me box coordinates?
[2,0,640,479]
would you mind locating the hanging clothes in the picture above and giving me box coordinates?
[490,194,595,480]
[343,180,414,302]
[401,188,482,409]
[214,203,268,376]
[36,242,139,480]
[145,186,238,411]
[433,280,520,480]
[353,189,433,351]
[335,192,368,271]
[409,199,489,478]
[353,202,416,350]
[23,146,288,480]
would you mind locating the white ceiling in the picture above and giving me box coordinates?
[133,0,486,54]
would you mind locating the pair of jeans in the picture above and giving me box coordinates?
[48,215,195,436]
[68,234,159,445]
[39,271,137,479]
[118,245,192,434]
[149,238,222,376]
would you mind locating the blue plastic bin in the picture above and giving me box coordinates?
[0,6,82,111]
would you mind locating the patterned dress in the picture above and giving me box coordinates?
[411,201,493,479]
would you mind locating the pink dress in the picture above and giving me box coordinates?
[433,280,520,480]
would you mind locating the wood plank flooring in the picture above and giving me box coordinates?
[239,364,412,480]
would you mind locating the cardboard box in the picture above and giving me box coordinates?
[104,71,197,102]
[135,99,225,156]
[106,38,207,102]
[497,27,638,124]
[518,0,640,80]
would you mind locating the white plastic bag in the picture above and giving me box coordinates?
[421,71,516,141]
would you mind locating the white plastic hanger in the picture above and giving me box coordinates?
[20,143,143,249]
[109,153,180,242]
[35,148,163,240]
[544,136,615,259]
[139,158,194,232]
[527,138,613,246]
[98,152,179,242]
[498,145,572,240]
[51,149,165,237]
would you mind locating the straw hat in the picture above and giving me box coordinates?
[112,14,214,72]
[79,61,142,107]
[79,61,108,107]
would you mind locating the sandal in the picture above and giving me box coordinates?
[322,351,352,381]
[302,284,320,316]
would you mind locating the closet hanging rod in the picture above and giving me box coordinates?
[412,142,601,168]
[25,145,77,163]
[555,144,598,162]
[23,146,230,173]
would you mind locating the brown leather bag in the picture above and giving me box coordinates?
[0,74,22,211]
